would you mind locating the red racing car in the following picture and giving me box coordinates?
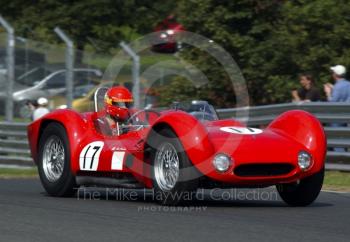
[151,15,184,53]
[27,97,326,206]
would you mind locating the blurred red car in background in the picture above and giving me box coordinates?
[152,15,184,53]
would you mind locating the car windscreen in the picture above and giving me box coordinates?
[174,101,219,121]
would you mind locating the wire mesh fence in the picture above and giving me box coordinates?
[0,32,118,120]
[0,31,192,121]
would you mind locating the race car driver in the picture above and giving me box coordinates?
[102,86,133,135]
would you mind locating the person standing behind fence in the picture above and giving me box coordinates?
[324,65,350,102]
[324,65,350,152]
[32,97,50,121]
[291,73,321,102]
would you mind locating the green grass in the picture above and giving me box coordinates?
[323,171,350,191]
[85,51,181,72]
[0,167,37,178]
[0,116,31,122]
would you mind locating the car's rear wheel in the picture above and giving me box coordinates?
[150,128,198,205]
[277,168,324,206]
[38,122,76,197]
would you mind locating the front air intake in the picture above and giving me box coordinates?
[234,163,294,177]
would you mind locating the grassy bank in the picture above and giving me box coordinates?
[323,171,350,192]
[0,167,38,178]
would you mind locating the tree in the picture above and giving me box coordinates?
[259,0,350,103]
[157,0,284,107]
[2,0,350,105]
[156,0,350,106]
[0,0,176,61]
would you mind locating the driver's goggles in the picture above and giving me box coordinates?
[112,101,133,108]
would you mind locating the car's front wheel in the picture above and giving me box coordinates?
[277,168,324,206]
[38,122,76,197]
[150,128,198,205]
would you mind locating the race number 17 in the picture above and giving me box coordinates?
[79,141,104,171]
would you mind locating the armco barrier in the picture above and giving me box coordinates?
[0,122,31,165]
[0,102,349,170]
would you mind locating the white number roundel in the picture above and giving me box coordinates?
[79,141,104,171]
[220,126,263,135]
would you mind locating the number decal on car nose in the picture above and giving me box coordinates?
[220,126,263,135]
[79,141,104,171]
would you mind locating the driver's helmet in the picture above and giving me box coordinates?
[104,86,133,121]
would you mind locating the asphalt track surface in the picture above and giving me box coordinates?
[0,179,349,242]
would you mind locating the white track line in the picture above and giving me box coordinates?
[322,189,350,194]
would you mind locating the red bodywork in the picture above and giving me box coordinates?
[27,109,326,189]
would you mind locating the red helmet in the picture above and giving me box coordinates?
[104,86,133,121]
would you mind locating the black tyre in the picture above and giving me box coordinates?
[150,128,199,205]
[38,122,76,197]
[277,168,324,206]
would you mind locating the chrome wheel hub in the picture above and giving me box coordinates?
[42,135,65,182]
[154,142,180,191]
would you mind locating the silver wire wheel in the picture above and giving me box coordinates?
[42,135,65,182]
[154,142,180,192]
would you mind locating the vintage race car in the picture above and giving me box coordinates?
[27,97,326,206]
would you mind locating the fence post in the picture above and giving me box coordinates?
[16,37,28,78]
[54,27,74,109]
[120,42,140,109]
[0,15,15,121]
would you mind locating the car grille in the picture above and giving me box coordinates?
[234,163,294,177]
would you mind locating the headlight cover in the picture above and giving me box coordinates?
[298,151,312,170]
[213,153,232,172]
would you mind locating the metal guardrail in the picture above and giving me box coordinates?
[1,102,350,171]
[0,122,31,165]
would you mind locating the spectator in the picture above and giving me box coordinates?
[324,65,350,102]
[32,97,50,121]
[324,65,350,152]
[291,74,321,102]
